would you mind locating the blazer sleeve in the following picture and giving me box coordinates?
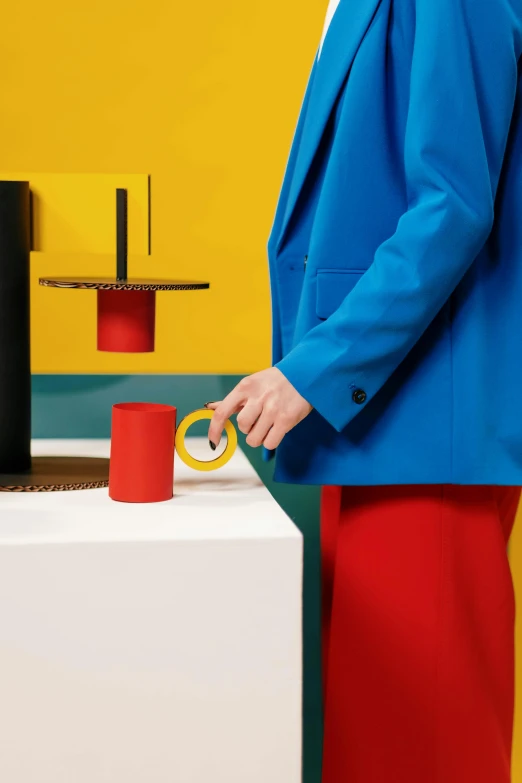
[274,0,522,433]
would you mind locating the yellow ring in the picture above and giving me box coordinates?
[175,409,238,472]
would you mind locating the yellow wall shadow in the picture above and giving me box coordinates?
[0,172,149,255]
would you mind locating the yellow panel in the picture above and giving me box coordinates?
[0,172,149,255]
[510,507,522,779]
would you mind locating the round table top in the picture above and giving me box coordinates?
[39,277,210,291]
[0,456,109,492]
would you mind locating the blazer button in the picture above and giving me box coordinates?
[352,389,367,405]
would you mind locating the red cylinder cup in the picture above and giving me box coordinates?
[97,289,156,353]
[109,402,176,503]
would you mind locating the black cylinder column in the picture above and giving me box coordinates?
[0,181,31,473]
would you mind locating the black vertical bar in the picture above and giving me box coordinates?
[0,181,31,473]
[116,188,128,281]
[147,174,152,256]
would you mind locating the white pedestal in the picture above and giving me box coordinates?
[0,440,303,783]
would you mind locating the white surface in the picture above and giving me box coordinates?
[0,440,303,783]
[0,439,300,544]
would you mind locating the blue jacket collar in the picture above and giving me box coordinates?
[276,0,383,254]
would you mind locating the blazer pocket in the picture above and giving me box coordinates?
[316,269,365,320]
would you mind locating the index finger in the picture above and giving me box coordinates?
[208,386,245,447]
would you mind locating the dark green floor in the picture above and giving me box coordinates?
[32,374,323,783]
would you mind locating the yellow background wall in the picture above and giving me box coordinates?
[2,0,522,776]
[2,0,325,375]
[511,520,522,780]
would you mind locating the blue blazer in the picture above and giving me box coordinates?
[266,0,522,486]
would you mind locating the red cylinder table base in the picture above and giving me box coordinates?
[97,289,156,353]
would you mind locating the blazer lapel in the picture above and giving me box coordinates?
[267,57,319,256]
[275,0,383,254]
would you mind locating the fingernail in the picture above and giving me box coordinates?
[209,440,217,451]
[204,401,216,408]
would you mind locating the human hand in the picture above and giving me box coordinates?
[206,367,312,451]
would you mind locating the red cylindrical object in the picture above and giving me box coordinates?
[109,402,176,503]
[320,484,521,783]
[97,289,156,353]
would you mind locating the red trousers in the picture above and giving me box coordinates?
[321,484,520,783]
